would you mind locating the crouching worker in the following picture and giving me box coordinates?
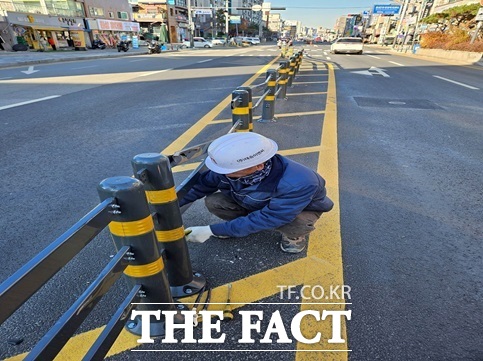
[180,133,334,253]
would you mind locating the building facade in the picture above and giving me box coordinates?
[0,0,139,50]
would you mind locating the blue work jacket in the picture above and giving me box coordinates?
[180,155,334,237]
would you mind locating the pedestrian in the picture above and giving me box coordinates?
[39,36,47,51]
[47,37,56,50]
[181,133,334,253]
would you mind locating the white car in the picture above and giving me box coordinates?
[330,37,363,54]
[211,38,226,45]
[182,37,213,48]
[242,37,260,45]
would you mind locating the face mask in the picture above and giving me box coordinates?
[237,158,273,186]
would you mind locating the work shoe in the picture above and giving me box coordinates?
[280,234,307,253]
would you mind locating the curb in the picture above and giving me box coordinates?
[0,48,179,69]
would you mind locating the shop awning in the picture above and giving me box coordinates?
[11,24,65,31]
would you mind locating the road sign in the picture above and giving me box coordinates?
[476,7,483,21]
[373,4,401,15]
[194,9,211,15]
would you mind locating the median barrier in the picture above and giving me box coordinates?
[0,48,305,359]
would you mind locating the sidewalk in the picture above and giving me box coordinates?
[366,43,483,67]
[0,46,180,69]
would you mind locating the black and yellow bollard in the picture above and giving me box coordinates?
[258,69,277,123]
[132,153,206,299]
[236,86,253,131]
[98,176,185,337]
[231,89,251,132]
[296,50,304,74]
[277,60,289,100]
[287,55,296,88]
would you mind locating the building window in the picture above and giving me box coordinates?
[89,7,104,16]
[118,11,128,19]
[108,11,114,18]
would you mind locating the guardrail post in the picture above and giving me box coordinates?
[236,86,253,130]
[231,89,251,132]
[132,153,206,299]
[98,176,185,337]
[258,69,277,123]
[277,60,289,100]
[287,55,296,88]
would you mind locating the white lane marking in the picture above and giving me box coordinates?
[21,66,39,75]
[139,68,173,77]
[0,95,61,111]
[129,59,148,62]
[388,61,404,66]
[149,100,217,109]
[326,57,331,60]
[0,77,12,80]
[367,55,381,59]
[72,65,98,69]
[433,75,479,90]
[197,58,214,63]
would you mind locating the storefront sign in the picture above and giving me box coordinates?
[97,19,140,32]
[70,30,86,47]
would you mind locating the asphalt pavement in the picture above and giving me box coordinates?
[0,45,176,68]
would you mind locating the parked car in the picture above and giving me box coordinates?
[211,37,226,45]
[330,37,364,54]
[242,37,260,45]
[182,37,213,48]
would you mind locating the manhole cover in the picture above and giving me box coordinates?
[353,97,442,109]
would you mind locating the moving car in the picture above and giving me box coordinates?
[330,37,363,54]
[182,37,213,48]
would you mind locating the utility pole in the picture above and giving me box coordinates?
[187,0,194,47]
[225,0,229,36]
[393,0,410,48]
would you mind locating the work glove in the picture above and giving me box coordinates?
[185,226,213,243]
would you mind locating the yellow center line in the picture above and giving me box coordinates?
[296,63,347,360]
[6,57,347,361]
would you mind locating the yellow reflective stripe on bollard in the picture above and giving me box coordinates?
[124,258,164,278]
[155,227,186,242]
[265,95,275,101]
[268,81,276,86]
[145,188,177,204]
[233,107,249,115]
[109,215,154,237]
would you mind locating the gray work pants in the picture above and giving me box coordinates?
[205,192,322,238]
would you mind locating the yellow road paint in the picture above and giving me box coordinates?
[6,258,339,360]
[296,63,348,360]
[161,56,280,155]
[171,146,322,173]
[6,56,347,361]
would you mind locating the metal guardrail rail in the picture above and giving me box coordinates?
[0,49,305,360]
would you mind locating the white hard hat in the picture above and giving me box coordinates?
[205,133,278,174]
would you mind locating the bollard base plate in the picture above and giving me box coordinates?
[170,272,206,299]
[257,117,277,123]
[125,303,188,337]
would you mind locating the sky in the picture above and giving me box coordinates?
[268,0,379,29]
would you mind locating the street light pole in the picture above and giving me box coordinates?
[187,0,194,48]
